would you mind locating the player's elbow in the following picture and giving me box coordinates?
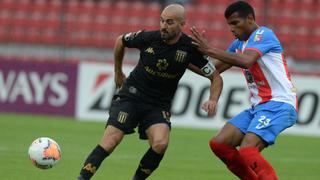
[114,35,125,50]
[207,73,214,81]
[208,71,222,82]
[214,74,223,87]
[115,35,123,45]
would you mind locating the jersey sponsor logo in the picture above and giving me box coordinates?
[175,50,187,63]
[145,47,155,54]
[201,60,215,77]
[117,111,128,124]
[156,59,169,71]
[254,29,264,42]
[144,66,177,79]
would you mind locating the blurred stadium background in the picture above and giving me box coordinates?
[1,0,320,179]
[1,0,320,66]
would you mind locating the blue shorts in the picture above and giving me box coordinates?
[228,101,297,145]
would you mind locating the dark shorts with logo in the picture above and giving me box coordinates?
[106,96,171,140]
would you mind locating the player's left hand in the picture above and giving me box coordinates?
[190,26,210,54]
[202,100,217,116]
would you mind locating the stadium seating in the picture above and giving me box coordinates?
[0,0,318,61]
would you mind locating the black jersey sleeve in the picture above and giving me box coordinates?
[189,48,216,77]
[122,30,156,49]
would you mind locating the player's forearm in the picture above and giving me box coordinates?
[209,72,223,103]
[215,60,232,74]
[114,35,125,74]
[205,48,252,69]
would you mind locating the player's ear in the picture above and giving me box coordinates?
[180,20,186,27]
[247,14,255,24]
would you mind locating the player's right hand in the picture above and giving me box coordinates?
[202,100,218,117]
[114,71,126,88]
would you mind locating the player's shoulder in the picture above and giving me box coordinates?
[249,26,283,53]
[141,29,160,35]
[180,33,193,44]
[177,33,209,59]
[179,33,198,52]
[140,30,161,40]
[257,26,273,32]
[123,29,161,41]
[252,26,277,40]
[227,39,242,52]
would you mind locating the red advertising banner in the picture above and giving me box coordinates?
[0,59,77,116]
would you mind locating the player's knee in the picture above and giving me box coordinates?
[99,140,117,153]
[100,135,122,153]
[209,138,220,152]
[151,140,168,154]
[241,133,266,150]
[209,138,230,156]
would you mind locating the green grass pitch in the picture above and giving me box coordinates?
[0,113,320,180]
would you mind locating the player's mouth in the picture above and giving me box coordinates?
[161,29,168,34]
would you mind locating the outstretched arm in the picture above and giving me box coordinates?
[114,35,127,88]
[204,70,223,116]
[188,64,223,116]
[188,59,232,74]
[190,27,260,69]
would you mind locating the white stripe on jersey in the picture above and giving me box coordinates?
[257,52,297,108]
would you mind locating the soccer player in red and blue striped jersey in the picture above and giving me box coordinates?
[191,1,297,180]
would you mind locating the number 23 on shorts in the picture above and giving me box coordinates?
[255,115,271,129]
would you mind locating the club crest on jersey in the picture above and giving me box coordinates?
[254,29,264,42]
[254,34,262,42]
[145,47,155,54]
[175,50,187,63]
[156,59,169,71]
[117,111,128,124]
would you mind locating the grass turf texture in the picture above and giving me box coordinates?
[0,113,319,180]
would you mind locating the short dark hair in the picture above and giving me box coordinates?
[224,1,255,20]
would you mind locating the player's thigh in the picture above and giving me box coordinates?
[214,123,244,147]
[240,132,267,151]
[146,123,170,152]
[246,101,297,146]
[138,106,171,141]
[106,97,140,135]
[215,109,253,147]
